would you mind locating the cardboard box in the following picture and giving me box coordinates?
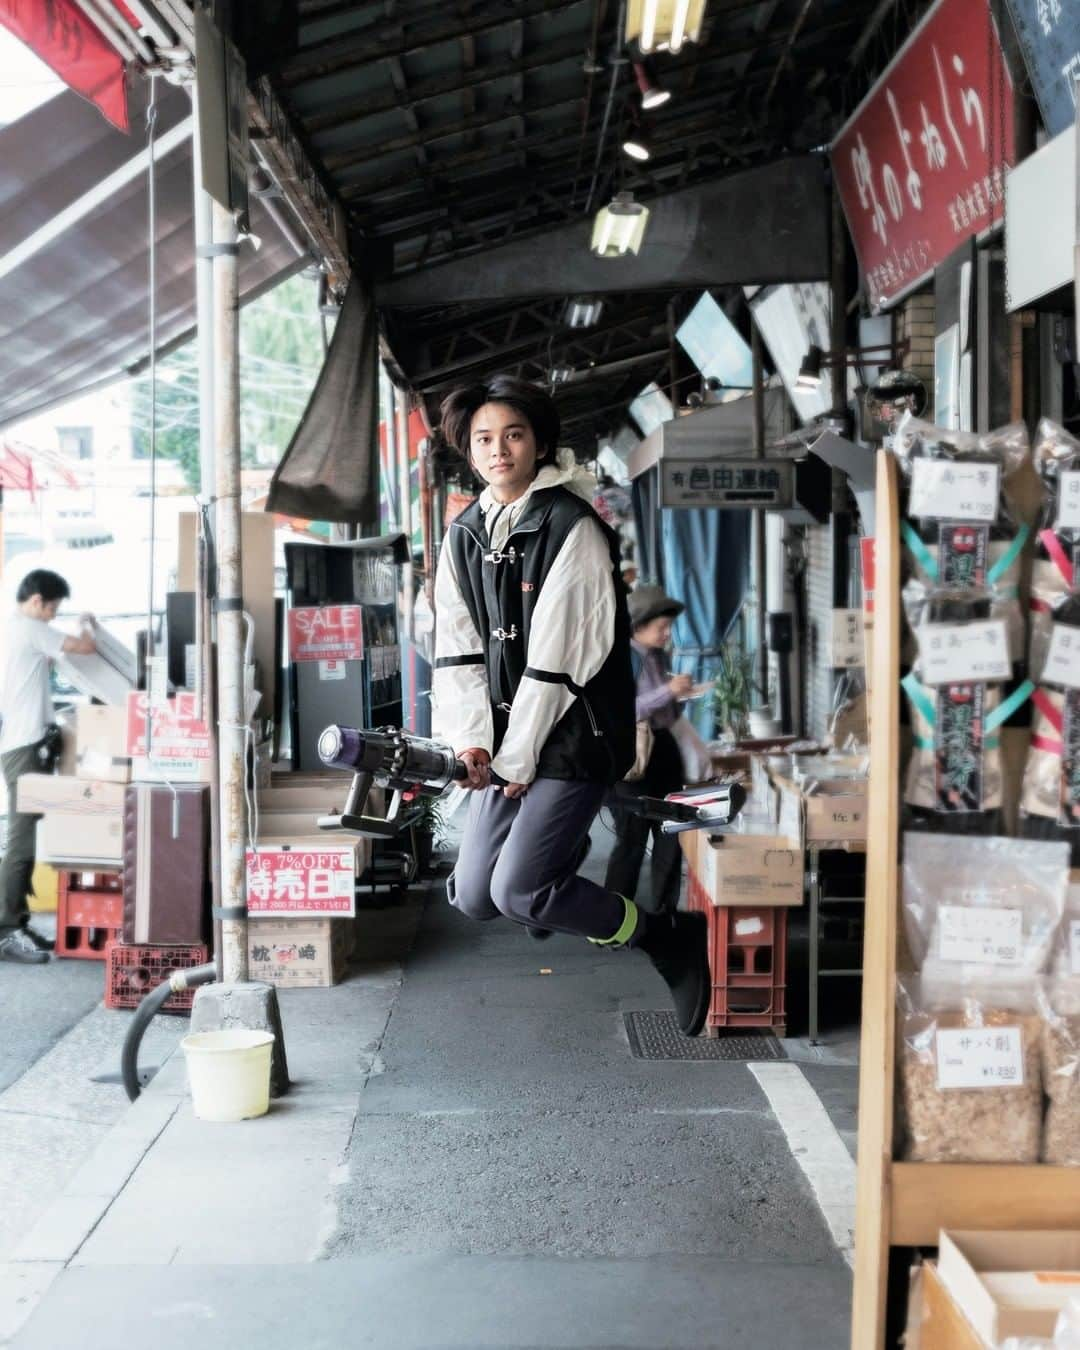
[919,1262,984,1350]
[256,785,351,813]
[76,705,132,784]
[37,812,124,866]
[702,833,804,907]
[17,773,125,816]
[937,1230,1080,1346]
[245,838,364,917]
[247,918,348,988]
[772,773,868,846]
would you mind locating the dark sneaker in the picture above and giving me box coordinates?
[635,911,710,1037]
[22,927,55,952]
[0,929,50,965]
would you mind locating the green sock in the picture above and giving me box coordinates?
[588,896,639,947]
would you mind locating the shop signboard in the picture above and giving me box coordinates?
[1003,0,1080,138]
[660,459,793,509]
[125,691,212,761]
[287,605,364,662]
[245,845,358,918]
[832,0,1015,311]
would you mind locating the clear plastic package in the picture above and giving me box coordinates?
[1020,597,1080,867]
[897,974,1043,1164]
[891,415,1032,672]
[901,833,1069,977]
[1030,420,1080,681]
[1039,976,1080,1166]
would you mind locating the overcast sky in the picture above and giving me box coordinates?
[0,28,64,127]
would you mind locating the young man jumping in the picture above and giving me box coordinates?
[431,375,710,1036]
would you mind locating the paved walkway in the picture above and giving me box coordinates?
[4,829,857,1349]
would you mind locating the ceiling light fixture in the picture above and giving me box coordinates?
[565,296,604,328]
[622,135,651,161]
[795,343,824,390]
[633,61,671,109]
[626,0,707,55]
[549,365,576,385]
[590,192,650,258]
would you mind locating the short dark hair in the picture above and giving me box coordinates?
[17,569,70,605]
[440,376,560,471]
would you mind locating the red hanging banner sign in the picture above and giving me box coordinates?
[0,0,130,132]
[831,0,1013,311]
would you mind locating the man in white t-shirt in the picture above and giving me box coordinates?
[0,570,96,964]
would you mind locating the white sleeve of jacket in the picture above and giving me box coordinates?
[432,541,493,755]
[492,516,615,785]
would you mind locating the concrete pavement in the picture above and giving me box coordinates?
[3,837,859,1349]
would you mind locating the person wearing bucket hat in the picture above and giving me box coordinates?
[430,376,710,1037]
[606,585,693,916]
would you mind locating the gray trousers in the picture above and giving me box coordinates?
[448,778,627,940]
[0,742,44,934]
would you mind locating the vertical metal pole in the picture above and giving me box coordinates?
[190,79,222,977]
[830,182,847,414]
[396,386,414,643]
[211,199,248,984]
[751,322,768,702]
[382,365,399,529]
[1074,86,1080,332]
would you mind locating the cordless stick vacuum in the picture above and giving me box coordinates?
[316,724,747,837]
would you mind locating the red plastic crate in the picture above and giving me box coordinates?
[703,905,788,1033]
[55,872,124,959]
[104,943,209,1014]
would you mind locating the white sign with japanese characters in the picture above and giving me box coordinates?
[919,620,1011,686]
[938,904,1023,965]
[909,459,1000,522]
[245,846,357,917]
[936,1026,1025,1090]
[828,609,865,668]
[1043,624,1080,690]
[1057,471,1080,530]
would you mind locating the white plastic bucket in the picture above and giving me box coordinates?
[180,1030,275,1123]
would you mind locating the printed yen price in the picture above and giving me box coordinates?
[909,460,1000,522]
[936,1026,1024,1091]
[921,620,1010,686]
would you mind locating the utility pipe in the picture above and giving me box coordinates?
[211,200,248,984]
[750,321,768,704]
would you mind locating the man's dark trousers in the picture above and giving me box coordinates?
[0,741,44,935]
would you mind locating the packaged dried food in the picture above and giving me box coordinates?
[1039,977,1080,1166]
[1020,599,1080,867]
[902,833,1069,979]
[1030,420,1080,682]
[897,974,1042,1164]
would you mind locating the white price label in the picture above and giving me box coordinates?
[920,620,1010,686]
[828,609,865,669]
[938,904,1023,965]
[1070,920,1080,977]
[910,459,1000,522]
[1057,471,1080,530]
[319,660,347,682]
[936,1026,1025,1090]
[700,840,717,899]
[1042,625,1080,690]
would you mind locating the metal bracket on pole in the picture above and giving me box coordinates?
[212,905,248,921]
[196,243,240,257]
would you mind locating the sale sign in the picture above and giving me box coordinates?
[126,691,212,760]
[832,0,1014,310]
[245,846,357,917]
[288,605,364,662]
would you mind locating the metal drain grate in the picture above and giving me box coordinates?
[624,1011,787,1062]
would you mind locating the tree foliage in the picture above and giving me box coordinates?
[130,272,327,491]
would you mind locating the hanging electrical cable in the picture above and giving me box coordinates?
[583,0,629,217]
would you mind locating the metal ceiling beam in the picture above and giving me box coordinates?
[325,89,587,171]
[376,156,828,307]
[282,0,587,84]
[303,34,587,132]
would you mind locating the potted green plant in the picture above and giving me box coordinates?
[408,793,448,878]
[711,639,759,742]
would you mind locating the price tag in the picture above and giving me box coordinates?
[919,620,1010,686]
[1057,471,1080,530]
[1043,625,1080,690]
[936,1026,1025,1090]
[938,904,1023,965]
[910,459,1000,522]
[828,609,865,668]
[1070,920,1080,976]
